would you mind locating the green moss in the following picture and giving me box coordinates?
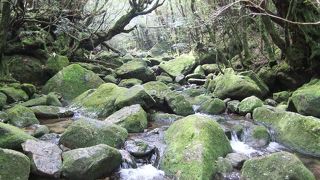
[143,81,170,104]
[165,91,194,116]
[252,126,270,141]
[161,115,232,179]
[238,96,264,114]
[0,148,31,180]
[156,75,173,84]
[241,152,315,180]
[46,55,69,74]
[273,91,291,103]
[115,60,155,82]
[118,78,143,88]
[0,122,35,149]
[0,86,29,103]
[7,105,39,128]
[199,98,226,115]
[43,64,104,101]
[253,106,320,157]
[0,92,7,109]
[159,54,196,77]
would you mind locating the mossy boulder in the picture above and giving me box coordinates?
[21,83,36,97]
[115,60,155,82]
[156,75,173,84]
[118,78,143,88]
[201,64,220,75]
[253,106,320,157]
[43,64,104,101]
[0,148,31,180]
[105,104,147,133]
[59,119,128,149]
[61,144,121,180]
[7,105,39,128]
[238,96,264,115]
[161,115,232,179]
[241,152,315,180]
[226,100,240,113]
[245,125,271,148]
[0,86,29,103]
[0,92,7,109]
[159,54,196,78]
[20,92,62,107]
[46,55,69,74]
[165,91,194,116]
[143,81,170,105]
[291,79,320,117]
[273,91,291,103]
[0,122,35,149]
[198,98,226,115]
[208,68,269,100]
[30,106,74,119]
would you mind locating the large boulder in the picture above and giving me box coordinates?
[0,148,31,180]
[7,105,39,128]
[161,115,232,179]
[22,140,62,178]
[159,54,196,78]
[208,68,269,100]
[241,152,315,180]
[142,81,171,105]
[0,85,29,103]
[105,104,148,133]
[238,96,264,115]
[0,122,35,149]
[115,60,155,82]
[198,98,226,115]
[42,64,104,101]
[61,144,122,180]
[59,119,128,149]
[30,106,74,119]
[165,91,194,116]
[253,106,320,157]
[291,79,320,117]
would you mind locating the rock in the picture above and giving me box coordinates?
[187,78,206,85]
[61,144,122,180]
[159,54,196,78]
[105,104,147,133]
[124,139,154,157]
[193,65,205,75]
[46,55,69,74]
[208,68,269,100]
[116,60,156,82]
[114,85,156,110]
[118,78,143,88]
[7,105,39,128]
[226,153,249,169]
[198,98,226,115]
[0,92,7,109]
[216,157,233,174]
[59,119,128,149]
[24,124,50,138]
[174,74,185,84]
[273,91,291,103]
[241,152,315,180]
[103,74,118,84]
[164,91,194,116]
[0,111,8,122]
[20,92,62,107]
[156,75,173,84]
[0,86,29,103]
[42,64,104,101]
[30,106,74,119]
[22,140,62,178]
[185,73,206,80]
[226,100,240,113]
[201,64,220,75]
[249,126,270,148]
[143,81,170,105]
[161,115,232,179]
[0,148,30,180]
[21,83,36,97]
[264,98,277,107]
[73,83,126,118]
[291,79,320,117]
[149,112,183,124]
[0,122,35,149]
[238,96,264,115]
[253,106,320,157]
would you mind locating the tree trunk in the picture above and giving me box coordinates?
[0,0,11,76]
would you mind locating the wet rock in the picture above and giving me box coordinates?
[62,144,122,180]
[0,85,29,103]
[30,106,74,119]
[7,105,39,128]
[119,150,137,169]
[39,133,60,145]
[0,92,7,109]
[273,91,291,103]
[238,96,264,115]
[164,91,194,116]
[116,60,156,82]
[0,122,35,149]
[241,152,315,180]
[59,118,128,149]
[162,114,232,179]
[199,98,226,115]
[118,78,143,88]
[105,104,147,133]
[227,100,240,113]
[226,153,249,169]
[0,148,30,180]
[22,140,62,178]
[124,139,154,157]
[207,68,269,100]
[42,64,104,101]
[253,106,320,157]
[159,54,196,78]
[24,124,50,138]
[44,119,73,134]
[291,79,320,117]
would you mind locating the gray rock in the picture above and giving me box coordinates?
[226,153,249,168]
[22,140,62,178]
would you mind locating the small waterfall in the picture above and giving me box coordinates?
[230,131,258,157]
[119,165,165,180]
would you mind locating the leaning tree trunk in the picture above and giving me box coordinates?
[0,0,11,77]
